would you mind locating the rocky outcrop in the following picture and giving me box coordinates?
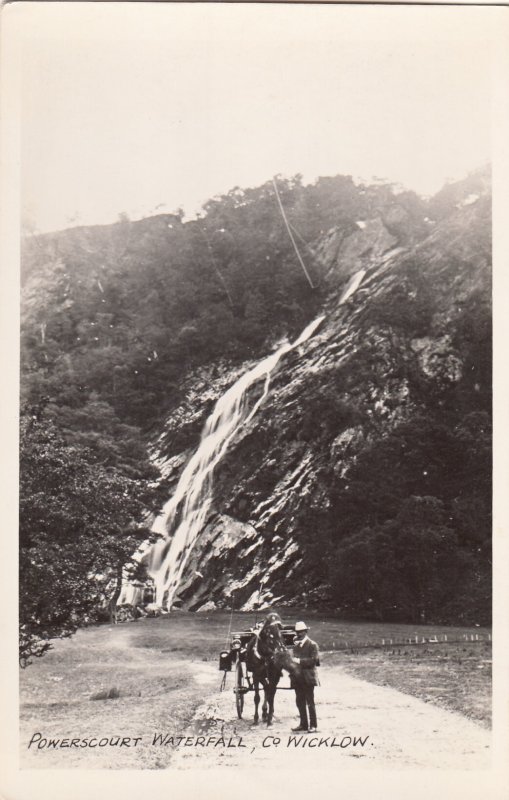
[318,217,398,284]
[150,181,491,615]
[173,514,260,610]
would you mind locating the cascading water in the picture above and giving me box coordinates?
[148,315,325,608]
[121,269,366,610]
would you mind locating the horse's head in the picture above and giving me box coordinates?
[258,613,285,657]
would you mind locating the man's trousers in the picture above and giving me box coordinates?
[294,683,317,729]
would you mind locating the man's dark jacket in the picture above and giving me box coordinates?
[291,636,320,686]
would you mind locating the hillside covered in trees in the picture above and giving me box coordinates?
[20,169,491,663]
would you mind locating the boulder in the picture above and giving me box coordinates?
[90,687,120,701]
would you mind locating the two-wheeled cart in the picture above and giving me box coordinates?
[219,626,297,719]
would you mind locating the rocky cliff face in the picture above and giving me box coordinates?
[150,176,491,617]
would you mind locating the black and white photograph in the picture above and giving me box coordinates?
[1,1,508,797]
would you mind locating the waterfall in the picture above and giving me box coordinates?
[121,269,366,610]
[339,269,366,303]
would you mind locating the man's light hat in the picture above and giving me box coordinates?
[295,621,309,631]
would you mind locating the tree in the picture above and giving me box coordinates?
[19,410,161,666]
[329,497,466,622]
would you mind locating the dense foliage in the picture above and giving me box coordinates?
[19,405,162,665]
[323,409,491,623]
[21,175,430,429]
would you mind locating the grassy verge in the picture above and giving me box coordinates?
[20,620,222,768]
[327,641,492,727]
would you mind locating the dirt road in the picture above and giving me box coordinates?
[19,617,491,771]
[172,662,491,771]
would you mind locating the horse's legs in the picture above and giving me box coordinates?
[253,678,260,725]
[261,679,269,721]
[266,684,276,726]
[266,670,282,726]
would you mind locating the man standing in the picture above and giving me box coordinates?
[291,620,320,733]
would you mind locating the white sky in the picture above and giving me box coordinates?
[14,3,494,233]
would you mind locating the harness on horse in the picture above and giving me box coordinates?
[252,619,281,660]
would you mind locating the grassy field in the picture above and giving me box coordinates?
[82,608,490,658]
[328,642,491,727]
[19,611,491,768]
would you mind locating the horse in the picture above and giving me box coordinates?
[244,613,298,726]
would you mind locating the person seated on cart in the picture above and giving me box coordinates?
[249,612,283,639]
[265,612,283,627]
[249,620,264,635]
[291,620,320,733]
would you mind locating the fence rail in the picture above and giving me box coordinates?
[326,632,491,652]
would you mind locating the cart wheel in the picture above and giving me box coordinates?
[235,659,245,719]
